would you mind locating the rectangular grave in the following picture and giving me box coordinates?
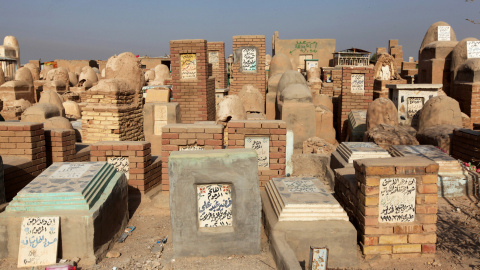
[241,47,257,72]
[379,178,416,223]
[108,157,129,179]
[245,136,269,168]
[208,51,219,68]
[437,26,450,41]
[18,217,59,268]
[467,41,480,59]
[197,184,232,227]
[180,53,197,79]
[351,74,365,94]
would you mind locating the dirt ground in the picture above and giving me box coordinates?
[1,190,480,270]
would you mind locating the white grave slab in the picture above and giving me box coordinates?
[379,178,416,223]
[336,142,391,163]
[179,145,204,151]
[50,163,93,179]
[437,26,451,41]
[241,48,257,71]
[108,157,129,179]
[208,51,219,68]
[197,184,232,227]
[467,41,480,59]
[265,177,348,221]
[180,54,197,79]
[245,136,269,168]
[18,217,59,268]
[351,74,365,94]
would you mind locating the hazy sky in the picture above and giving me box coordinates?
[1,0,479,65]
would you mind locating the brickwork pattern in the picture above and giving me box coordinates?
[231,35,266,98]
[160,123,224,191]
[453,83,480,124]
[82,85,144,143]
[335,157,439,259]
[451,129,480,163]
[337,66,374,142]
[227,120,286,187]
[170,40,216,123]
[207,42,228,89]
[44,129,76,166]
[0,122,46,201]
[90,142,161,192]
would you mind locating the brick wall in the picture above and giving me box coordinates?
[227,120,286,187]
[231,35,266,98]
[82,81,144,143]
[170,39,216,123]
[453,83,480,124]
[335,157,439,259]
[451,129,480,163]
[160,123,224,191]
[44,129,76,166]
[207,42,228,89]
[0,122,46,201]
[337,66,374,141]
[90,141,161,193]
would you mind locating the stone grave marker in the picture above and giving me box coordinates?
[467,41,480,59]
[179,145,205,151]
[197,184,232,227]
[108,157,129,179]
[208,51,219,68]
[351,74,365,94]
[309,246,328,270]
[241,47,257,72]
[18,217,59,268]
[180,54,197,79]
[379,177,416,223]
[154,105,168,135]
[437,26,450,41]
[245,136,269,168]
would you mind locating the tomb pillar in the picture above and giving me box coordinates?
[207,42,228,89]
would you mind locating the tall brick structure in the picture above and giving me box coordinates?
[337,66,374,141]
[389,40,404,72]
[231,35,266,99]
[207,42,227,89]
[170,40,216,123]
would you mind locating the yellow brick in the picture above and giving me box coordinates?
[365,177,380,186]
[379,235,408,244]
[392,244,421,253]
[365,196,379,206]
[362,245,392,255]
[408,234,437,244]
[422,174,438,184]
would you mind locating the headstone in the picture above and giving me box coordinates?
[107,157,130,179]
[351,74,365,94]
[379,178,416,223]
[437,26,451,41]
[265,177,348,221]
[197,184,232,227]
[241,47,257,72]
[309,246,328,270]
[180,54,197,79]
[336,142,391,163]
[466,41,480,59]
[17,217,59,268]
[245,136,269,168]
[208,51,219,68]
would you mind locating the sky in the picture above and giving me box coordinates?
[1,0,479,65]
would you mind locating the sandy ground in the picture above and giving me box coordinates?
[1,190,480,270]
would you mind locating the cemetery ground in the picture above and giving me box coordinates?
[1,188,480,269]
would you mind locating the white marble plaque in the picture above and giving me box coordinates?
[437,26,451,41]
[241,48,257,71]
[50,163,93,179]
[245,136,269,167]
[179,145,204,151]
[154,120,167,136]
[351,74,365,94]
[197,184,232,227]
[407,97,424,118]
[18,217,59,268]
[379,178,416,223]
[108,157,129,179]
[380,65,391,80]
[467,41,480,59]
[208,51,219,68]
[284,180,320,193]
[180,53,196,79]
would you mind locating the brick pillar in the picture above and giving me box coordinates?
[231,35,266,99]
[44,128,76,166]
[337,66,374,142]
[207,42,227,89]
[170,39,216,123]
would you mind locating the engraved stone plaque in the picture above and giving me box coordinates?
[197,184,232,227]
[179,145,204,151]
[241,48,257,72]
[284,179,321,193]
[437,26,450,41]
[50,163,93,179]
[407,97,424,118]
[245,136,269,167]
[379,178,416,223]
[107,157,129,179]
[351,74,365,94]
[467,41,480,59]
[18,217,59,268]
[208,51,219,68]
[180,53,196,79]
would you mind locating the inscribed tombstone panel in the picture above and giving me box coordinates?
[245,136,269,168]
[18,217,59,268]
[351,74,365,94]
[379,178,416,223]
[241,48,257,72]
[197,184,232,227]
[467,41,480,59]
[180,54,197,79]
[437,26,450,41]
[208,51,219,68]
[107,157,129,179]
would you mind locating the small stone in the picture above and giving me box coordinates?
[106,251,121,258]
